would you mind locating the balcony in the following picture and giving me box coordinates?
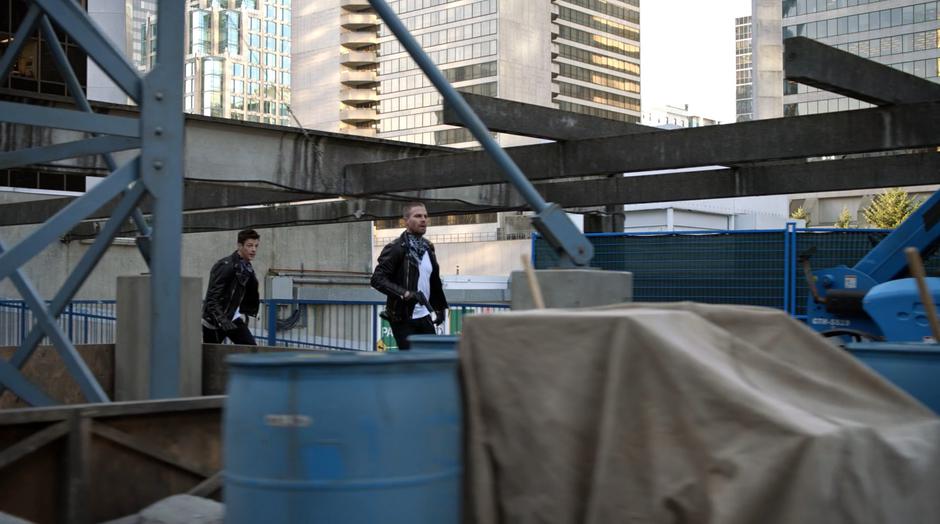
[340,88,379,104]
[341,126,377,137]
[341,12,379,30]
[340,50,378,67]
[340,0,373,12]
[340,107,378,123]
[340,70,379,87]
[340,30,378,50]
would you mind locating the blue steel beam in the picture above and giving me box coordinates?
[141,2,185,398]
[32,0,142,102]
[37,15,153,263]
[0,183,147,402]
[0,240,109,403]
[367,0,592,267]
[0,136,140,170]
[0,158,138,282]
[0,3,42,81]
[0,102,140,137]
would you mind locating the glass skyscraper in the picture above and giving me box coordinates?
[145,0,293,125]
[376,0,640,146]
[781,0,940,116]
[735,15,753,121]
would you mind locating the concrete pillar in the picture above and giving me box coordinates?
[115,275,202,400]
[509,269,633,310]
[752,0,783,119]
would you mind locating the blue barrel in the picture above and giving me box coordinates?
[223,351,461,523]
[846,342,940,414]
[407,334,460,351]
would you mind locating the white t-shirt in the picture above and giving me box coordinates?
[412,251,433,319]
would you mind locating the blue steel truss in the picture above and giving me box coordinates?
[0,1,184,405]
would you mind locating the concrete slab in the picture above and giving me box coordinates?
[509,269,632,310]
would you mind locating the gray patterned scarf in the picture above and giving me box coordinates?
[405,232,429,267]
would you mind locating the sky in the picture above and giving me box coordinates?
[641,0,753,124]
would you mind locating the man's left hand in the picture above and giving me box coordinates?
[434,310,446,326]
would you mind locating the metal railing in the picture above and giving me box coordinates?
[0,298,509,351]
[261,299,509,350]
[374,230,531,246]
[0,300,116,347]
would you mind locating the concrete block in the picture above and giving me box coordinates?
[510,269,632,310]
[115,276,202,400]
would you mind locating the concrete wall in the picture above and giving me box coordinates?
[432,238,531,277]
[0,221,373,300]
[0,345,114,408]
[292,0,342,131]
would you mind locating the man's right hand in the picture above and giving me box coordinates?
[220,319,238,332]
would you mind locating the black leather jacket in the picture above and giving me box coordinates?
[371,231,448,322]
[202,251,259,328]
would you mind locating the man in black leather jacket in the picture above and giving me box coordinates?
[371,202,448,349]
[202,229,261,344]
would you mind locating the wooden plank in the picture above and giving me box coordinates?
[0,420,69,470]
[0,396,225,425]
[187,471,223,498]
[65,413,91,524]
[91,423,213,478]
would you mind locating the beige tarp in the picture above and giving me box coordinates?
[459,303,940,524]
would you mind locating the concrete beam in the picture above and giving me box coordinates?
[55,152,938,235]
[0,181,320,226]
[784,37,940,105]
[442,93,656,140]
[344,101,940,193]
[63,197,517,238]
[0,91,448,195]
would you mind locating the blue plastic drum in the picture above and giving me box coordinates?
[407,334,460,352]
[223,350,461,523]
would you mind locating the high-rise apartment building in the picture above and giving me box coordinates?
[142,0,293,125]
[781,0,940,116]
[294,0,640,144]
[735,15,753,121]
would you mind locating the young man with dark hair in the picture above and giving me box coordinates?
[202,229,260,345]
[371,202,449,349]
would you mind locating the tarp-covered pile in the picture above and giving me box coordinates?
[459,303,940,524]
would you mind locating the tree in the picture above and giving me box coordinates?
[834,206,853,228]
[790,207,810,225]
[862,188,921,228]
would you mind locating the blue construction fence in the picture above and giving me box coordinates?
[533,226,940,318]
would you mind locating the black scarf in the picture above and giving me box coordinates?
[405,232,429,267]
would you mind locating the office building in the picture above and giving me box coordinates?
[780,0,940,116]
[294,0,641,143]
[1,0,90,192]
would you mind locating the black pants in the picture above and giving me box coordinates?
[390,315,434,350]
[202,318,257,345]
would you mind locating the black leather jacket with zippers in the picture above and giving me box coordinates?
[371,231,448,322]
[202,251,259,329]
